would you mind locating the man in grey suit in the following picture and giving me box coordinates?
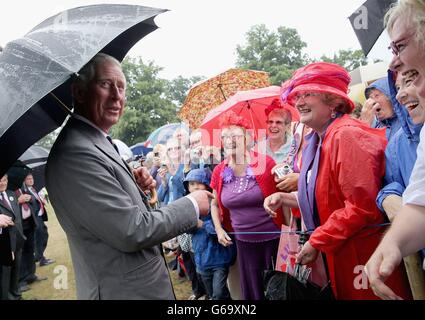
[46,53,212,300]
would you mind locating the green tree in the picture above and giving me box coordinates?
[35,128,61,150]
[110,57,179,146]
[166,75,205,106]
[236,24,309,85]
[320,49,368,72]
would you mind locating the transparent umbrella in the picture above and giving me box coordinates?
[0,4,166,177]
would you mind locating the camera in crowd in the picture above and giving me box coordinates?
[274,164,293,179]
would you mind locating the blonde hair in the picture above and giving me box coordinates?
[385,0,425,50]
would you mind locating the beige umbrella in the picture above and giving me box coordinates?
[178,68,270,129]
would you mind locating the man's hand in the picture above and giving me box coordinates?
[296,241,318,265]
[188,190,214,216]
[365,243,403,300]
[0,214,14,228]
[133,166,156,191]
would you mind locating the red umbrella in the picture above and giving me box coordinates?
[200,86,299,147]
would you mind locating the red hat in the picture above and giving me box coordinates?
[264,98,282,117]
[281,62,355,113]
[219,110,252,130]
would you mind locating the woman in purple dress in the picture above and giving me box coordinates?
[210,111,284,300]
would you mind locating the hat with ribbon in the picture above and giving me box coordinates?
[281,62,355,113]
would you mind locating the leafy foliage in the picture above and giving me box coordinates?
[236,25,310,85]
[111,57,178,146]
[320,49,368,72]
[236,25,369,84]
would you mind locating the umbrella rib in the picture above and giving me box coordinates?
[49,92,73,115]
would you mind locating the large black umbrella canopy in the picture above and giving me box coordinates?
[348,0,397,56]
[0,4,166,177]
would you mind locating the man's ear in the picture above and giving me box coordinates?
[71,83,86,104]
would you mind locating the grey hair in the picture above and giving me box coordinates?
[73,53,122,92]
[385,0,425,50]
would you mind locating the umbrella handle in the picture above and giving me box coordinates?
[148,187,158,206]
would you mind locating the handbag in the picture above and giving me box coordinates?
[263,268,333,300]
[264,216,333,300]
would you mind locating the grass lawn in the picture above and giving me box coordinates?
[22,203,192,300]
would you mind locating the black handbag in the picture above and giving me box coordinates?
[263,268,334,300]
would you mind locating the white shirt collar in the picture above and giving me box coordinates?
[72,114,108,138]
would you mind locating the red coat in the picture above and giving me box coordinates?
[308,115,411,299]
[211,151,283,232]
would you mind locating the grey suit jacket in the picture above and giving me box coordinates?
[46,117,198,300]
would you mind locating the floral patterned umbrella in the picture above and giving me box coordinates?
[178,68,270,129]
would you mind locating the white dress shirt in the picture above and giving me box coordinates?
[403,126,425,206]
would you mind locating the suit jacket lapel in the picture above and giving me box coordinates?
[95,140,152,208]
[70,117,152,209]
[0,192,14,216]
[95,141,134,179]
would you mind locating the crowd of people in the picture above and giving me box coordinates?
[0,173,54,300]
[1,0,425,301]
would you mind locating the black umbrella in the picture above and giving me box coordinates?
[18,145,49,166]
[18,145,50,190]
[0,4,166,177]
[348,0,397,56]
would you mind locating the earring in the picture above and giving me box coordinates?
[331,109,336,118]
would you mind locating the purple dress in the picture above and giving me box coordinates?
[221,167,280,300]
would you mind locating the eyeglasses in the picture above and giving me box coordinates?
[388,34,414,56]
[221,134,244,141]
[167,146,181,152]
[294,92,321,103]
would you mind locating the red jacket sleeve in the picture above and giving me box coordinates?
[309,127,386,253]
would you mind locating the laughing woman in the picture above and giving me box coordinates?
[264,62,412,300]
[210,111,283,300]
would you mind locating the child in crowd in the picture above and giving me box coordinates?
[184,168,236,300]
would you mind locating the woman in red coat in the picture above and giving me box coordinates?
[264,62,412,300]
